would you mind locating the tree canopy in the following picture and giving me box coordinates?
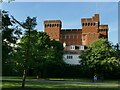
[2,10,22,75]
[79,39,120,79]
[14,30,65,78]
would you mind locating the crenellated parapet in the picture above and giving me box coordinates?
[44,14,108,46]
[99,25,108,31]
[99,25,108,38]
[44,20,62,28]
[44,20,62,41]
[81,14,99,27]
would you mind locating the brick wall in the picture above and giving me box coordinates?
[44,14,108,46]
[81,14,100,46]
[44,20,62,41]
[60,29,82,46]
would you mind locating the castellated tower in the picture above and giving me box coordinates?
[44,20,62,41]
[44,14,108,46]
[81,14,100,46]
[99,25,108,39]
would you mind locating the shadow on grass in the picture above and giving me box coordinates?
[2,87,119,90]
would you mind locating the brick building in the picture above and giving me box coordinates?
[44,14,108,46]
[44,14,108,64]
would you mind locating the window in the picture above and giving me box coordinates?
[82,34,86,41]
[50,24,51,27]
[88,23,90,26]
[73,34,74,39]
[82,23,84,26]
[67,56,73,59]
[47,24,49,27]
[77,35,78,39]
[91,23,92,26]
[69,35,70,39]
[52,24,54,27]
[71,45,75,50]
[79,45,84,50]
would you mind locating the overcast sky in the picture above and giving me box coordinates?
[2,2,118,44]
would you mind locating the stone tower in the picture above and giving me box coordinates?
[44,20,62,41]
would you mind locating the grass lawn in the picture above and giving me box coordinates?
[1,76,120,90]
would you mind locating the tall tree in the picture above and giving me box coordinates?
[12,16,37,87]
[79,39,119,79]
[41,40,65,78]
[2,10,22,75]
[14,31,65,78]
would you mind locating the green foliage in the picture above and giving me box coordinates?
[80,39,120,79]
[13,30,65,78]
[22,16,37,30]
[2,10,22,75]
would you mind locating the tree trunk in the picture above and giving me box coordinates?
[21,28,30,87]
[22,69,26,88]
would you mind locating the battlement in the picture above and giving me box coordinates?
[92,14,99,22]
[61,29,81,31]
[44,14,108,46]
[81,14,99,27]
[44,20,62,28]
[44,20,61,24]
[99,25,108,29]
[81,14,99,23]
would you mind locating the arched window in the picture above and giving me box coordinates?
[47,24,49,27]
[88,23,90,26]
[68,35,70,38]
[82,23,84,26]
[50,24,51,27]
[82,34,86,41]
[91,23,92,26]
[73,34,74,39]
[52,24,54,27]
[77,35,78,39]
[45,24,47,28]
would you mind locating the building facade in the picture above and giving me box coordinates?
[44,14,108,64]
